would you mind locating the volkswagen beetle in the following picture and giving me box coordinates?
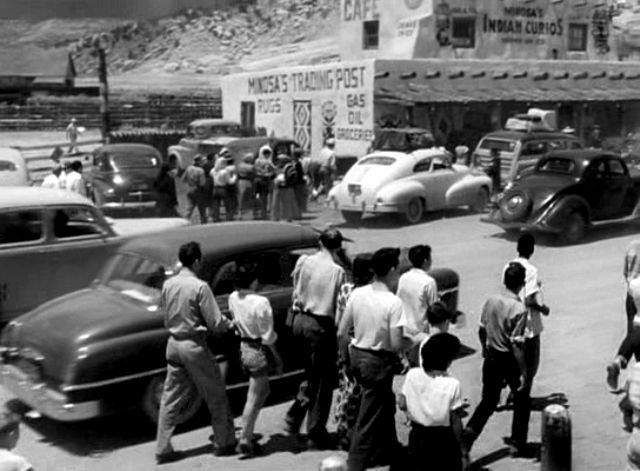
[328,148,492,224]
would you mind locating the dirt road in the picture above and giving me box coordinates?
[1,207,634,470]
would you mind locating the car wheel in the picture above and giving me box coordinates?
[141,374,203,425]
[341,210,363,224]
[559,212,587,245]
[404,198,423,224]
[470,187,490,213]
[499,190,531,222]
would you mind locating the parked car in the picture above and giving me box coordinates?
[0,187,188,323]
[484,150,640,243]
[0,222,461,423]
[0,148,30,187]
[328,148,492,224]
[372,127,435,153]
[167,119,244,169]
[472,130,583,187]
[87,144,162,211]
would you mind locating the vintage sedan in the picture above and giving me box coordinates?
[0,187,187,323]
[328,148,492,224]
[0,222,461,423]
[484,150,640,243]
[88,144,163,211]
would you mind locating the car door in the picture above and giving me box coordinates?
[0,208,51,322]
[428,155,460,209]
[604,158,635,218]
[581,158,611,220]
[48,205,122,299]
[516,140,548,178]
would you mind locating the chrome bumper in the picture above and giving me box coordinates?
[0,363,102,421]
[334,200,400,214]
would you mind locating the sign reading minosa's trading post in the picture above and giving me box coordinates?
[482,5,563,44]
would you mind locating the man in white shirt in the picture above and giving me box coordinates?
[41,164,63,189]
[338,247,406,471]
[310,138,337,199]
[284,229,348,449]
[397,245,438,356]
[64,160,87,197]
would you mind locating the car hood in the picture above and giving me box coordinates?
[8,286,161,381]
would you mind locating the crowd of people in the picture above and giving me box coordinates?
[41,159,88,197]
[154,229,551,470]
[155,139,337,223]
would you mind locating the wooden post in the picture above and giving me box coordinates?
[97,45,110,143]
[541,404,571,471]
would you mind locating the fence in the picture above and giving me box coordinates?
[0,93,222,131]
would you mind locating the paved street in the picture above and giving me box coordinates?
[2,205,636,470]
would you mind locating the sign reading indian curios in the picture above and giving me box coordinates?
[482,5,563,41]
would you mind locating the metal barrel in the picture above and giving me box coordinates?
[541,403,572,471]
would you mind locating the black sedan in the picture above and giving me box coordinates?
[484,150,640,243]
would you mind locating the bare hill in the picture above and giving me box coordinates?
[1,0,340,93]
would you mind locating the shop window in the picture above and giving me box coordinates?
[568,23,588,52]
[363,20,379,50]
[451,17,475,49]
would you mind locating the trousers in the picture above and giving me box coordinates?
[156,337,235,455]
[347,347,401,471]
[408,423,461,471]
[285,313,337,440]
[185,189,207,224]
[464,348,531,447]
[628,293,638,335]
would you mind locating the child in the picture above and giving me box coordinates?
[228,264,283,457]
[398,333,468,471]
[0,410,32,471]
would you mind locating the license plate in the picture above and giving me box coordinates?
[348,184,361,196]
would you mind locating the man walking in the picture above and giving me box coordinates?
[253,145,276,219]
[284,229,348,449]
[155,242,236,464]
[182,155,208,224]
[64,160,87,197]
[397,244,438,364]
[504,234,550,393]
[310,138,337,199]
[66,117,79,154]
[338,248,406,471]
[463,262,530,456]
[624,238,640,334]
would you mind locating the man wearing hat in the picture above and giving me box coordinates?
[253,145,276,219]
[284,228,348,449]
[236,152,256,219]
[182,155,208,224]
[588,124,603,149]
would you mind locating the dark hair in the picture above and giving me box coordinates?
[334,247,352,272]
[503,261,526,292]
[427,301,452,326]
[319,229,345,251]
[234,263,256,290]
[421,332,461,372]
[352,253,374,287]
[371,248,400,277]
[0,411,19,436]
[178,241,202,268]
[71,160,83,172]
[408,245,431,268]
[517,233,535,258]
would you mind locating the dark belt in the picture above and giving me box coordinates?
[351,344,395,357]
[237,176,253,181]
[240,337,262,345]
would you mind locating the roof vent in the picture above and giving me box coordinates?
[626,72,640,80]
[374,71,389,79]
[449,70,465,79]
[554,72,569,79]
[513,71,528,79]
[591,71,606,78]
[471,70,486,78]
[425,71,441,79]
[533,72,549,80]
[400,71,417,79]
[573,71,588,79]
[493,71,508,79]
[610,71,625,80]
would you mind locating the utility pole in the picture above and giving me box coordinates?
[94,34,111,142]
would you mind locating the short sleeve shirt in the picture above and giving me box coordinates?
[397,268,438,337]
[339,282,404,352]
[0,450,32,471]
[228,291,277,345]
[504,257,543,338]
[479,290,527,352]
[292,251,346,318]
[401,367,463,427]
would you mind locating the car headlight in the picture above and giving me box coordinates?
[112,175,124,185]
[503,182,514,192]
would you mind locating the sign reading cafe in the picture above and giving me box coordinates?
[483,5,563,37]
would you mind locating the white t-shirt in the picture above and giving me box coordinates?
[397,268,438,339]
[338,282,404,352]
[65,171,87,197]
[504,256,543,338]
[401,367,463,427]
[228,291,277,345]
[41,173,62,189]
[0,450,32,471]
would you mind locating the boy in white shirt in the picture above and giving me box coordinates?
[228,264,283,457]
[399,333,468,471]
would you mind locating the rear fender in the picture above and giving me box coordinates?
[376,180,427,208]
[538,194,590,228]
[446,174,492,207]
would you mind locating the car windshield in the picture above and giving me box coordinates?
[109,153,159,169]
[479,138,517,153]
[187,123,242,139]
[197,143,224,157]
[101,253,172,305]
[373,130,434,151]
[358,155,396,166]
[537,158,576,174]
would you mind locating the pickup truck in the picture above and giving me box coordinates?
[484,150,640,243]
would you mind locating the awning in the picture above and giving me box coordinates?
[374,59,640,104]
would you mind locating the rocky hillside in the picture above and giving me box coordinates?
[1,0,340,92]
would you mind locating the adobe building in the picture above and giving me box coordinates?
[222,0,640,158]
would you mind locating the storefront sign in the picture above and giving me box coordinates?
[482,5,563,43]
[343,0,380,22]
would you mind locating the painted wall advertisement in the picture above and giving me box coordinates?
[222,60,375,158]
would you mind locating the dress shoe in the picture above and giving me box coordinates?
[155,450,185,465]
[212,443,238,457]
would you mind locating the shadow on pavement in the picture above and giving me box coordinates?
[334,208,475,230]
